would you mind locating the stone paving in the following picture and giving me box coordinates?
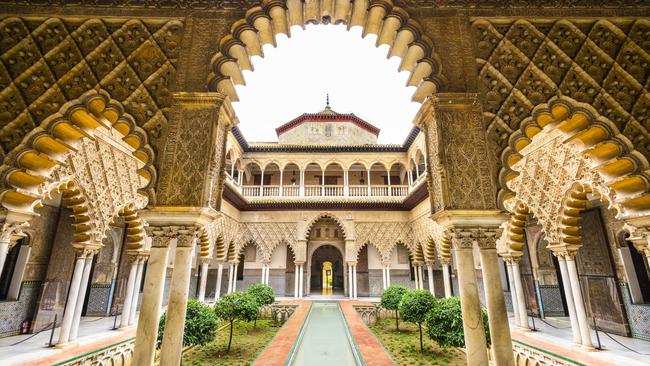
[340,301,395,366]
[253,300,312,366]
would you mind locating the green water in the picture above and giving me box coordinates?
[290,302,359,366]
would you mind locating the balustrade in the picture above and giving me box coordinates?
[237,184,413,198]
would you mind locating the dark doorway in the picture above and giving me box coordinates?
[310,245,344,292]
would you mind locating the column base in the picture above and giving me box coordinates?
[580,344,597,352]
[55,341,79,349]
[517,326,532,332]
[118,325,136,331]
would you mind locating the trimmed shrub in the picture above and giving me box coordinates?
[247,284,275,327]
[399,289,435,352]
[214,291,259,352]
[380,285,409,330]
[425,296,491,349]
[157,299,219,348]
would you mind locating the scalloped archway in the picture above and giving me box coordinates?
[208,0,447,103]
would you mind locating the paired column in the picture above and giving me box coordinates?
[441,261,452,298]
[555,253,582,344]
[352,264,358,299]
[227,263,235,293]
[120,256,139,329]
[426,263,435,295]
[58,247,98,346]
[197,259,209,302]
[261,262,270,285]
[0,223,24,278]
[478,231,514,366]
[160,229,198,366]
[452,230,489,366]
[507,256,530,330]
[294,264,299,298]
[128,256,146,326]
[555,250,593,348]
[297,262,304,298]
[348,263,354,299]
[133,230,172,366]
[505,258,521,325]
[214,262,224,300]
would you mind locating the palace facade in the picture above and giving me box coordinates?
[0,1,649,365]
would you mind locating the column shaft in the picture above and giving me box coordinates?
[129,258,145,326]
[511,261,530,330]
[58,254,86,345]
[386,266,391,287]
[160,245,195,366]
[506,262,520,325]
[382,266,387,290]
[215,263,224,300]
[427,264,435,295]
[120,260,138,329]
[298,265,304,298]
[352,265,357,299]
[443,263,452,298]
[133,246,170,366]
[557,257,582,344]
[197,262,208,302]
[566,257,593,348]
[0,242,9,279]
[294,265,299,298]
[480,249,514,366]
[227,263,234,293]
[69,254,94,341]
[348,264,353,299]
[455,248,489,365]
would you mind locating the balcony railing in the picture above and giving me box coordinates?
[226,172,427,200]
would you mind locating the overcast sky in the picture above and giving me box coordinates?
[232,24,421,144]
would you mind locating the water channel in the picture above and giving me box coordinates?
[288,302,361,366]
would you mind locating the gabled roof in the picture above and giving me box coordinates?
[274,106,381,137]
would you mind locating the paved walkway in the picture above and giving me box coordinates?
[0,315,135,366]
[510,315,650,366]
[340,301,395,366]
[254,300,312,366]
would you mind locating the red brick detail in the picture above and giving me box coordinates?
[253,300,312,366]
[30,328,136,366]
[512,329,612,366]
[340,301,394,366]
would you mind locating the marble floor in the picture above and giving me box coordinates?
[0,314,136,366]
[510,314,650,366]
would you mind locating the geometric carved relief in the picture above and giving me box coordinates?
[354,221,415,263]
[472,19,650,206]
[0,16,183,164]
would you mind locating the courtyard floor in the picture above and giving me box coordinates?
[2,302,650,365]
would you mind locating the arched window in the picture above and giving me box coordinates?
[325,124,332,137]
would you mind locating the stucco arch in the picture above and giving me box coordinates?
[207,0,447,103]
[0,90,153,224]
[303,212,348,240]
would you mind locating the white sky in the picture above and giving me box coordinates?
[232,24,421,144]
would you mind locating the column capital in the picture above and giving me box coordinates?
[145,226,176,248]
[72,245,100,258]
[551,247,579,261]
[476,227,502,250]
[451,228,476,250]
[199,257,211,265]
[500,252,523,264]
[0,221,28,247]
[623,223,650,258]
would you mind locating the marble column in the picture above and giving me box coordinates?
[418,265,425,291]
[413,264,420,289]
[566,253,593,348]
[215,262,224,300]
[197,260,209,302]
[129,256,146,326]
[232,262,239,292]
[556,254,582,344]
[479,235,514,366]
[120,257,139,329]
[57,249,89,345]
[298,264,304,298]
[352,265,358,299]
[505,260,520,325]
[294,265,299,298]
[348,263,353,299]
[382,266,387,290]
[453,232,489,366]
[427,264,435,295]
[510,257,530,330]
[227,263,235,294]
[160,232,197,366]
[0,241,9,279]
[386,265,391,287]
[70,251,96,341]
[442,262,452,298]
[132,232,171,366]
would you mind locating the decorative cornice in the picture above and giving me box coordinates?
[275,112,380,137]
[230,126,420,153]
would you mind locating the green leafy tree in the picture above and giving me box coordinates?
[380,285,408,330]
[247,284,275,327]
[156,299,219,348]
[399,289,435,352]
[426,296,491,349]
[214,291,259,352]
